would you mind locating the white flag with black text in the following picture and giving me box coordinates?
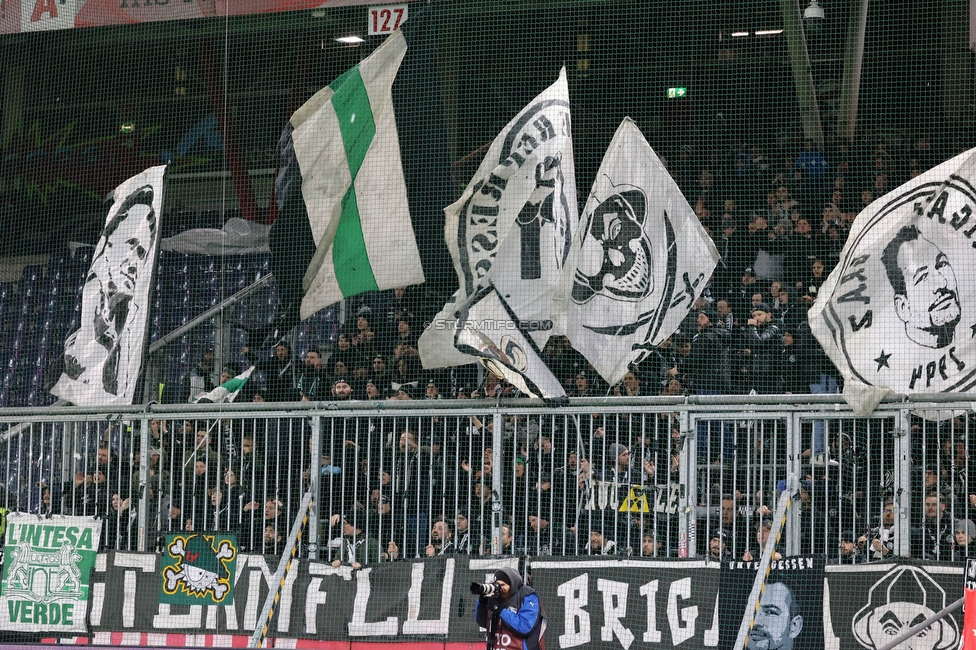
[52,165,167,407]
[809,147,976,412]
[419,68,577,376]
[454,285,566,399]
[562,118,718,386]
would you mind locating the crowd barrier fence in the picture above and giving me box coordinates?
[0,395,972,565]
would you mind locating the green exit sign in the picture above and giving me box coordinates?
[667,87,688,99]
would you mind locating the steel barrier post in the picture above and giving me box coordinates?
[137,416,150,551]
[308,415,322,560]
[786,412,801,557]
[679,408,695,558]
[491,409,504,555]
[59,421,72,510]
[893,407,913,557]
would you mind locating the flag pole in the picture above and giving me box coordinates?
[199,39,258,223]
[181,420,221,471]
[147,273,275,355]
[876,597,963,650]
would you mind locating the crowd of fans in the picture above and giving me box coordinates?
[26,403,976,569]
[9,134,975,568]
[194,134,952,404]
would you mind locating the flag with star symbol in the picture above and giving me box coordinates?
[809,146,976,413]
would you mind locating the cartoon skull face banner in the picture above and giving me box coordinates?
[160,533,238,605]
[564,118,719,386]
[850,565,958,650]
[572,189,653,304]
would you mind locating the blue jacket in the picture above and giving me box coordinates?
[474,568,547,650]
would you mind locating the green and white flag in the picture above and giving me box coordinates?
[288,30,424,320]
[194,366,254,404]
[0,514,101,633]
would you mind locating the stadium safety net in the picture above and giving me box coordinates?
[1,1,975,648]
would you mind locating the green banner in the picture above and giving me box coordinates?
[159,533,238,605]
[0,514,100,633]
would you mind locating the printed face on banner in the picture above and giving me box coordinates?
[54,168,165,407]
[572,189,653,304]
[851,565,958,650]
[748,582,803,650]
[91,186,157,310]
[815,171,976,394]
[160,533,237,605]
[719,557,824,650]
[882,225,961,348]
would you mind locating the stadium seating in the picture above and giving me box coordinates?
[0,249,285,408]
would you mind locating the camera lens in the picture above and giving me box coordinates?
[469,581,501,598]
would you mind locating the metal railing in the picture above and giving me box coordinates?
[1,394,974,565]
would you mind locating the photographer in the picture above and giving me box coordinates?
[472,568,547,650]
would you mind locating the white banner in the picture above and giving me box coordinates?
[420,68,577,370]
[564,118,719,386]
[52,165,167,406]
[0,514,101,633]
[454,285,565,399]
[161,217,270,255]
[808,147,976,413]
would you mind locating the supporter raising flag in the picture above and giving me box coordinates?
[194,366,254,404]
[562,118,719,386]
[269,29,424,332]
[51,165,167,407]
[808,146,976,414]
[419,68,576,399]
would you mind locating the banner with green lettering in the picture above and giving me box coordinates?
[0,513,100,633]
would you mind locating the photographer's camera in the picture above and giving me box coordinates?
[470,581,503,599]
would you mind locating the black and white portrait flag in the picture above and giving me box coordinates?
[52,165,167,406]
[419,68,576,372]
[809,147,976,413]
[719,557,825,650]
[563,118,719,386]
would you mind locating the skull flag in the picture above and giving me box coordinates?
[562,118,719,386]
[160,533,238,605]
